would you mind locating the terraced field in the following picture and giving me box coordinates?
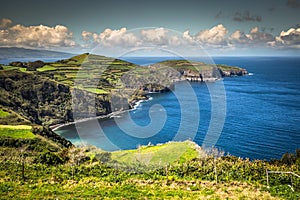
[0,125,34,139]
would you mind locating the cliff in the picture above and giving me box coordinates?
[0,54,248,126]
[0,54,248,147]
[154,60,248,82]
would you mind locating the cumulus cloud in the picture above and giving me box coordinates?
[140,28,168,44]
[0,18,12,29]
[182,24,228,47]
[229,30,249,44]
[233,11,262,22]
[246,27,274,43]
[82,27,184,49]
[81,28,140,47]
[81,25,300,54]
[197,24,228,45]
[0,19,76,48]
[81,31,93,41]
[270,27,300,48]
[183,30,194,43]
[182,25,275,49]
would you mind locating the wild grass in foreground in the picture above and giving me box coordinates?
[0,141,299,199]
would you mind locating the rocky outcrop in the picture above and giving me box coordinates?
[0,70,111,126]
[218,68,248,77]
[9,60,45,71]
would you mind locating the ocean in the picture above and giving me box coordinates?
[55,56,300,160]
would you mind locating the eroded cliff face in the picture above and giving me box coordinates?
[0,70,111,126]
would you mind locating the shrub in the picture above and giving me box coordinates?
[35,150,64,166]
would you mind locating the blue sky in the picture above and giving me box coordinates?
[0,0,300,56]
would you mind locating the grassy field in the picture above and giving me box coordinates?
[0,140,299,199]
[81,87,109,94]
[112,141,199,166]
[0,109,9,118]
[2,66,27,72]
[36,65,57,72]
[0,142,298,199]
[0,125,35,139]
[1,54,246,98]
[0,177,279,199]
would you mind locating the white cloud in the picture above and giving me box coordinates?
[181,25,229,48]
[228,27,274,46]
[246,27,274,43]
[194,24,228,46]
[0,19,76,48]
[81,31,93,41]
[182,30,194,43]
[82,27,183,50]
[271,27,300,48]
[82,28,140,47]
[78,25,300,54]
[140,28,169,44]
[229,30,249,44]
[0,18,12,29]
[168,36,181,46]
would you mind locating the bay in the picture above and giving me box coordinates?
[56,56,300,160]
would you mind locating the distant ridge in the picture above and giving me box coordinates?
[0,47,74,59]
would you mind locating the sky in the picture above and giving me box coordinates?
[0,0,300,56]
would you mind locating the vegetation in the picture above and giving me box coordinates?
[2,53,291,199]
[0,140,299,199]
[0,109,9,118]
[112,141,199,166]
[0,107,31,125]
[0,125,34,139]
[36,65,57,72]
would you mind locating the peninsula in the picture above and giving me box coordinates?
[1,54,299,199]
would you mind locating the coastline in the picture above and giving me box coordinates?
[50,77,226,132]
[50,97,150,132]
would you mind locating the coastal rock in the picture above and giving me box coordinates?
[0,70,111,126]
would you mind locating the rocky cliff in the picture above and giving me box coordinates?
[0,70,111,126]
[0,54,248,148]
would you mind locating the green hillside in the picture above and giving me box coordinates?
[0,140,299,199]
[1,54,298,199]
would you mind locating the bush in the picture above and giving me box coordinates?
[94,152,112,163]
[35,150,64,166]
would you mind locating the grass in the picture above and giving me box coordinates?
[2,66,27,72]
[0,107,31,125]
[0,109,9,118]
[0,140,298,199]
[111,141,199,166]
[0,125,35,139]
[80,87,109,94]
[36,65,57,72]
[0,178,280,199]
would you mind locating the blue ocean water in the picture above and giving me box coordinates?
[55,56,300,160]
